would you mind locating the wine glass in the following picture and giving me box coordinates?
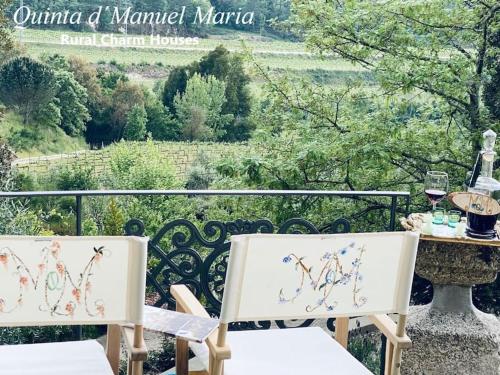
[424,171,449,211]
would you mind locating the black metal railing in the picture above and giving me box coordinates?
[0,189,410,373]
[0,189,410,234]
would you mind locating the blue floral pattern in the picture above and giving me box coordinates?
[278,242,367,312]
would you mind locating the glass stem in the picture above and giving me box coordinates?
[432,203,437,211]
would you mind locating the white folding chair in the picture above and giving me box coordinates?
[172,231,419,375]
[0,236,148,375]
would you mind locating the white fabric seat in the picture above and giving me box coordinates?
[190,327,372,375]
[0,340,114,375]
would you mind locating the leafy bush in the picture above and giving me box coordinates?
[103,199,125,235]
[105,141,179,190]
[185,151,214,190]
[0,140,15,179]
[7,128,43,151]
[53,165,98,191]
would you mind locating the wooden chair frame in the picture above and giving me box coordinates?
[171,285,412,375]
[106,324,148,375]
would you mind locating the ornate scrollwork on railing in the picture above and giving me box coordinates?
[125,217,351,331]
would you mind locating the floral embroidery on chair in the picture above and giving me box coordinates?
[0,241,111,318]
[278,242,367,312]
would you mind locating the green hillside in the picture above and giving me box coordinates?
[0,111,87,158]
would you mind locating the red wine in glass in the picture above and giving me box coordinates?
[424,171,449,211]
[425,189,447,205]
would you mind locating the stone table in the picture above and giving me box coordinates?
[402,235,500,375]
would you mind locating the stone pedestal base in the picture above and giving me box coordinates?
[402,305,500,375]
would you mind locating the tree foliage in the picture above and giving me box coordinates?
[0,140,15,181]
[174,73,231,141]
[124,104,147,141]
[483,29,500,122]
[0,57,57,124]
[53,70,90,136]
[291,0,500,156]
[163,46,253,141]
[110,81,145,139]
[145,97,181,141]
[0,0,14,62]
[162,66,190,113]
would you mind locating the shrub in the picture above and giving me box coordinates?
[103,199,125,235]
[7,128,43,151]
[0,140,15,180]
[106,141,179,190]
[53,165,98,191]
[185,151,214,190]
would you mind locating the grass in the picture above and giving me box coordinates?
[0,111,88,158]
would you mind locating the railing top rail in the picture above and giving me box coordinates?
[0,189,411,198]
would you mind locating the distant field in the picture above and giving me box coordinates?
[18,29,363,72]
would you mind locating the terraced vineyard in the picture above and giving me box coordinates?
[12,141,248,180]
[18,28,365,72]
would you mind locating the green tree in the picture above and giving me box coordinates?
[162,66,190,112]
[198,47,252,117]
[0,0,14,62]
[181,105,211,141]
[34,102,62,128]
[124,105,147,141]
[291,0,500,156]
[67,57,103,113]
[145,98,181,141]
[483,30,500,122]
[0,57,57,124]
[111,81,145,139]
[198,47,253,140]
[174,73,232,141]
[53,70,91,136]
[164,46,253,141]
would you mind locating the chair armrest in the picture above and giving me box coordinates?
[369,314,412,349]
[171,285,231,360]
[121,325,148,361]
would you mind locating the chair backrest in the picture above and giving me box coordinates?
[0,236,147,327]
[220,232,418,324]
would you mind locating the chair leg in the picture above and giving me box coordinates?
[335,317,349,349]
[106,324,122,375]
[391,346,402,375]
[385,342,394,375]
[176,337,189,375]
[176,302,190,375]
[127,357,133,375]
[390,314,407,375]
[211,359,223,375]
[131,360,144,375]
